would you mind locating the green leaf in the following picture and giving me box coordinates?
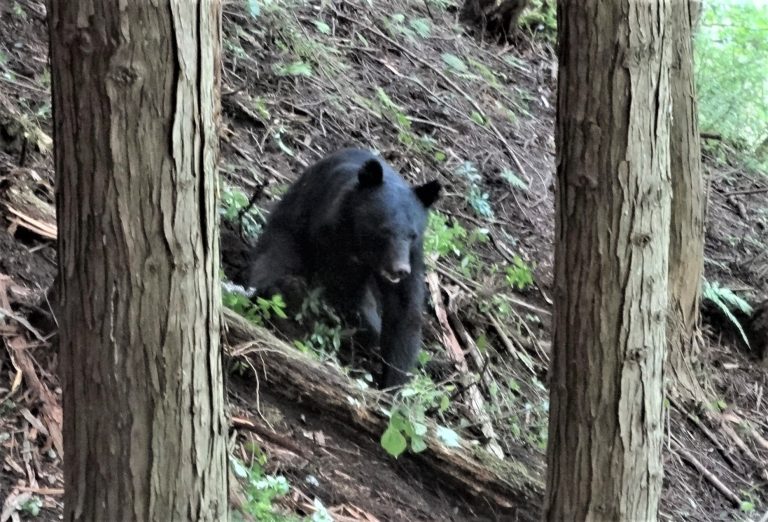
[230,456,249,479]
[381,426,408,457]
[273,61,313,77]
[740,501,755,513]
[441,53,468,73]
[470,111,486,126]
[246,0,260,17]
[434,150,446,162]
[410,435,428,453]
[409,18,432,38]
[273,132,295,157]
[436,426,461,448]
[313,20,331,34]
[20,497,42,516]
[501,168,528,190]
[702,280,752,348]
[412,422,428,437]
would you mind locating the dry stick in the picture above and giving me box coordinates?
[433,262,549,365]
[0,306,47,343]
[15,486,64,496]
[723,412,768,454]
[670,437,742,508]
[726,186,768,196]
[447,310,505,456]
[720,414,760,462]
[487,312,537,375]
[353,19,528,179]
[231,415,308,458]
[426,272,504,459]
[668,397,738,470]
[6,336,63,459]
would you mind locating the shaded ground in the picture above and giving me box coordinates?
[0,0,767,520]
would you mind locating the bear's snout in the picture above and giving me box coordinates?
[379,240,412,284]
[381,261,410,284]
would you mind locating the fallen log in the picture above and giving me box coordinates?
[222,308,543,521]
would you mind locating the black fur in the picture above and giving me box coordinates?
[246,148,441,388]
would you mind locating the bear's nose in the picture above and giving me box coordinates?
[393,263,411,279]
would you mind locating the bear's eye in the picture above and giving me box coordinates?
[408,231,418,240]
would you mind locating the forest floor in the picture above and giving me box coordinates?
[1,0,767,520]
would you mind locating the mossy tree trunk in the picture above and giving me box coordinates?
[545,1,671,520]
[48,2,227,520]
[666,0,707,403]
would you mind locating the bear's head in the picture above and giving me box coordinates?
[348,158,440,284]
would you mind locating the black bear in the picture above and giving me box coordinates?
[246,148,441,388]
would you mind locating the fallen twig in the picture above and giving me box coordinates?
[669,398,738,470]
[0,306,48,343]
[5,336,63,459]
[725,186,768,196]
[426,272,504,459]
[15,486,64,496]
[231,415,308,458]
[671,437,742,508]
[487,312,537,375]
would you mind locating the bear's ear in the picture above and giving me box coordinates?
[357,159,384,188]
[413,180,441,208]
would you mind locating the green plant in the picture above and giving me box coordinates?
[12,2,28,22]
[424,212,468,259]
[20,496,42,517]
[313,20,331,35]
[384,13,431,40]
[501,168,528,190]
[519,0,557,41]
[505,256,534,291]
[455,161,494,218]
[441,52,469,74]
[223,290,288,326]
[409,17,432,38]
[380,376,457,458]
[702,279,753,348]
[251,96,272,122]
[424,212,488,277]
[695,1,768,158]
[374,87,417,149]
[272,60,313,77]
[231,457,297,522]
[220,186,265,238]
[293,287,351,356]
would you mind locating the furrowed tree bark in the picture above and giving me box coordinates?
[49,2,227,520]
[545,1,671,520]
[666,0,707,403]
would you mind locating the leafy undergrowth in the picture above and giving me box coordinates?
[0,0,767,520]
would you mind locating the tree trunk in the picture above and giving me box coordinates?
[666,0,707,403]
[545,1,671,520]
[222,308,543,521]
[49,3,227,520]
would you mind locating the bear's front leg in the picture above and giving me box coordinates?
[379,273,425,389]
